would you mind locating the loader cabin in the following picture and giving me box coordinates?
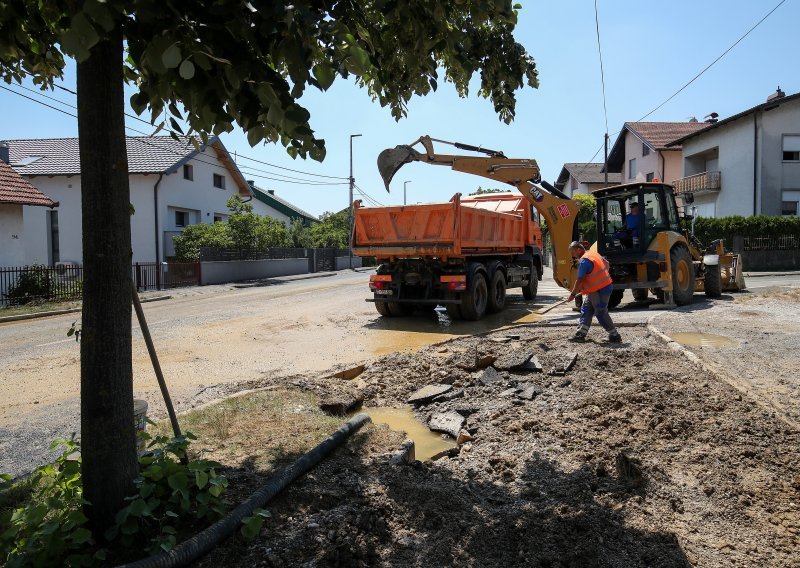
[595,182,683,258]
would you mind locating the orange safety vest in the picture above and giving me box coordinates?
[579,250,613,294]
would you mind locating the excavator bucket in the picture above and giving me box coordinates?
[377,145,422,192]
[720,252,747,291]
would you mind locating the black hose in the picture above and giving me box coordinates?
[116,413,372,568]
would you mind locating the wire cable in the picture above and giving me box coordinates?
[593,0,609,136]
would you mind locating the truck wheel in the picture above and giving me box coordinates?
[374,300,393,317]
[609,289,624,308]
[388,302,413,316]
[460,271,488,320]
[522,264,539,301]
[632,288,649,302]
[671,246,695,306]
[704,263,723,298]
[487,270,507,313]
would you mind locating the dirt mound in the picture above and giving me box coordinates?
[199,326,799,567]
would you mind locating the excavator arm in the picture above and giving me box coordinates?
[377,135,581,290]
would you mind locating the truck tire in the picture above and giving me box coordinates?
[704,263,723,298]
[522,264,539,301]
[460,271,488,321]
[388,302,413,316]
[632,288,649,302]
[487,270,507,313]
[374,300,393,317]
[671,246,695,306]
[609,289,624,308]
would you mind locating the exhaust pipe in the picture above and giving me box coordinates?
[377,145,422,192]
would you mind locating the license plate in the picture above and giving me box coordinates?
[375,290,394,296]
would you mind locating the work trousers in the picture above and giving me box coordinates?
[578,290,616,334]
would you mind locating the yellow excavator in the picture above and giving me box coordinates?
[377,135,745,308]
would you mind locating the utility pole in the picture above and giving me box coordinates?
[349,133,362,269]
[604,133,609,185]
[403,180,411,205]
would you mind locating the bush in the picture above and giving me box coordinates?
[684,215,800,247]
[4,265,55,305]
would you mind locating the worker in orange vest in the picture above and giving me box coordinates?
[566,241,622,343]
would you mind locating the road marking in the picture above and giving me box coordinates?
[36,338,74,347]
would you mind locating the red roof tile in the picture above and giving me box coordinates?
[625,122,710,150]
[0,161,56,207]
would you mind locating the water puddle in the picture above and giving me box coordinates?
[361,407,456,461]
[671,332,738,348]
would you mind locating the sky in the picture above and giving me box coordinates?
[1,0,797,217]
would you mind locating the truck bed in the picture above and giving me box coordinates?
[352,193,541,258]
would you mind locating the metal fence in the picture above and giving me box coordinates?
[742,234,800,251]
[199,247,310,262]
[1,262,201,306]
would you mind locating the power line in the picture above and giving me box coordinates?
[354,184,384,207]
[593,0,609,136]
[634,0,786,122]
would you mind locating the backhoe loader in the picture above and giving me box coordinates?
[376,135,745,312]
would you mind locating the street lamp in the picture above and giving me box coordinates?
[404,180,411,206]
[349,133,362,269]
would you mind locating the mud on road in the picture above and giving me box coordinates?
[198,323,799,568]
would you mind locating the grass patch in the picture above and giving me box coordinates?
[0,300,81,318]
[152,388,345,474]
[0,477,33,517]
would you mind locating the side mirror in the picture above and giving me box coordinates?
[683,192,695,204]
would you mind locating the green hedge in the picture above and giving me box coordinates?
[684,215,800,247]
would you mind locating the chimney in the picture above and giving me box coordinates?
[688,117,698,123]
[0,141,9,164]
[247,179,255,188]
[767,86,785,102]
[268,189,275,195]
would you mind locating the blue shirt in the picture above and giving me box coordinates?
[626,211,640,237]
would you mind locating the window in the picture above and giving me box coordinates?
[628,158,636,179]
[783,135,800,161]
[646,172,655,182]
[175,211,187,227]
[213,173,226,189]
[214,215,224,223]
[183,164,193,180]
[782,201,798,216]
[642,144,650,157]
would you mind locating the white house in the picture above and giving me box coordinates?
[7,136,252,265]
[0,143,57,267]
[667,89,800,218]
[249,183,318,227]
[554,163,620,197]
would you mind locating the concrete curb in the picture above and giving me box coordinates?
[0,294,172,324]
[232,271,337,288]
[743,271,800,277]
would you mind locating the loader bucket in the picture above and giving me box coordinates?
[721,253,747,291]
[377,145,422,192]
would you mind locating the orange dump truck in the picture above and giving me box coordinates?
[352,192,544,320]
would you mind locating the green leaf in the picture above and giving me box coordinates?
[195,470,209,490]
[128,498,150,517]
[71,527,92,545]
[240,515,263,541]
[312,63,336,90]
[179,60,195,80]
[162,44,182,69]
[346,45,370,75]
[167,472,188,491]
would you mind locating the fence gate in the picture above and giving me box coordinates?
[315,248,337,272]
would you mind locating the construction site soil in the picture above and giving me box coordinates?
[196,307,799,567]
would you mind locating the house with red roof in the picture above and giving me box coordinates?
[6,136,253,265]
[604,121,709,186]
[0,143,57,266]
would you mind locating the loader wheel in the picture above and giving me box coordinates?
[522,264,539,301]
[388,302,413,317]
[704,263,723,298]
[487,270,507,313]
[374,300,393,317]
[609,289,624,309]
[632,288,649,302]
[670,246,695,306]
[460,271,488,321]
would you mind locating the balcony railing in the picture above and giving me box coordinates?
[671,171,721,195]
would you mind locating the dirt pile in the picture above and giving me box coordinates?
[198,325,799,567]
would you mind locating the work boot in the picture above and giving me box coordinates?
[568,331,586,343]
[608,332,622,344]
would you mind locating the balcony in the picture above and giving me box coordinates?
[671,171,721,196]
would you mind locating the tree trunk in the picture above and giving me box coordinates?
[77,29,137,533]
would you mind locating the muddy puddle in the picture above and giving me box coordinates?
[671,332,738,348]
[360,407,456,460]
